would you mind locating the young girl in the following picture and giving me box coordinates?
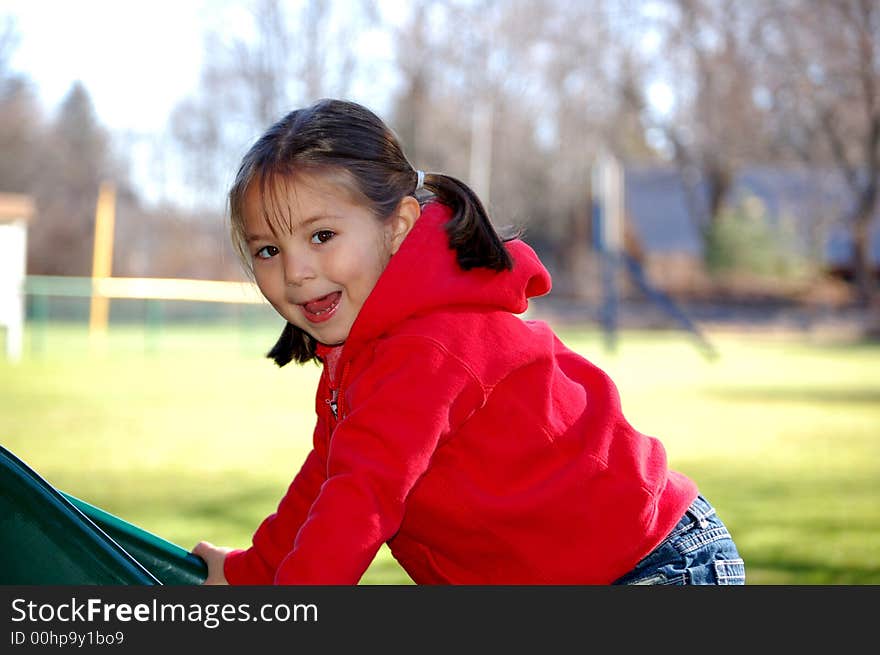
[193,98,745,585]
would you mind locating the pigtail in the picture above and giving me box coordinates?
[421,172,516,272]
[267,322,317,367]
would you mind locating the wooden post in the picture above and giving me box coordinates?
[89,182,116,351]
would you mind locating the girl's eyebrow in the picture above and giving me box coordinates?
[248,214,343,241]
[300,213,343,226]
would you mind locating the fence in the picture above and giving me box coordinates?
[19,275,280,357]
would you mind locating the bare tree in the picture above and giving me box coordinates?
[390,0,553,226]
[27,82,113,275]
[510,0,658,296]
[389,0,454,169]
[0,16,42,195]
[757,0,880,306]
[388,0,660,297]
[635,0,766,252]
[167,0,378,209]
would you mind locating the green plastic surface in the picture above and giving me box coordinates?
[0,444,207,585]
[59,492,209,585]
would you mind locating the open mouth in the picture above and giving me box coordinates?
[299,291,341,323]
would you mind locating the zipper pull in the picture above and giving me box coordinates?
[326,389,339,419]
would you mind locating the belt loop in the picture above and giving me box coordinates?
[685,496,715,529]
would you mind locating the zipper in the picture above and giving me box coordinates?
[334,361,351,422]
[324,361,351,423]
[321,360,351,477]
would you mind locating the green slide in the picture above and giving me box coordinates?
[0,444,207,585]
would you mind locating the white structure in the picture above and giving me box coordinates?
[0,193,35,362]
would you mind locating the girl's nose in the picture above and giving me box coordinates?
[283,251,315,287]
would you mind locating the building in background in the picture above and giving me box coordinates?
[0,193,35,362]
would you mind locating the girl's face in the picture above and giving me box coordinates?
[243,172,416,347]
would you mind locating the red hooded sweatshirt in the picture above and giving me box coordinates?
[223,202,698,585]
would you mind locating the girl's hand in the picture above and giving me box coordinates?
[192,541,233,585]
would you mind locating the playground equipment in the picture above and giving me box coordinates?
[592,150,717,360]
[0,444,207,585]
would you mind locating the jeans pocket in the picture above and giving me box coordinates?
[713,558,746,585]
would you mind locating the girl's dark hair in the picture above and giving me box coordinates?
[228,98,515,367]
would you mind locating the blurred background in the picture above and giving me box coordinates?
[0,0,878,584]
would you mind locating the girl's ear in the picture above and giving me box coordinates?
[388,195,421,255]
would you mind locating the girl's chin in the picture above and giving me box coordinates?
[306,326,350,347]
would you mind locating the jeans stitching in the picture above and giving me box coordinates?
[714,559,746,584]
[685,501,716,524]
[613,497,744,585]
[677,526,732,554]
[714,559,745,579]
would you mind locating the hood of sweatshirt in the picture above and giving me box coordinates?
[342,201,552,357]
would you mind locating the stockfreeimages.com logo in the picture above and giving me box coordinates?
[11,597,318,630]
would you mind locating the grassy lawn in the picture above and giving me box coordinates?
[1,321,878,584]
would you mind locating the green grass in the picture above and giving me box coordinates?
[2,321,879,584]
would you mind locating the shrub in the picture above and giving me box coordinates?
[705,195,813,279]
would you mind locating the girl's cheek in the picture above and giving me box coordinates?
[252,264,274,290]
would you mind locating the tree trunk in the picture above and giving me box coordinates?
[851,208,876,307]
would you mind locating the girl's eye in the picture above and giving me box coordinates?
[311,230,335,244]
[254,245,279,260]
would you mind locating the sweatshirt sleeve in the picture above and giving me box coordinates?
[224,446,326,584]
[273,337,485,584]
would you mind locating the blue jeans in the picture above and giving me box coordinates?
[612,495,745,585]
